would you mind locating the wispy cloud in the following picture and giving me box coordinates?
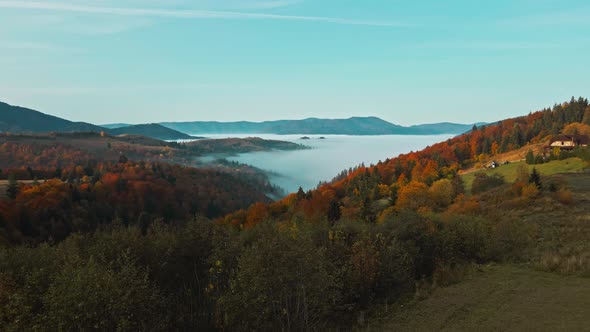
[0,0,410,27]
[0,41,85,53]
[499,8,590,27]
[236,0,303,10]
[1,83,256,97]
[410,41,560,51]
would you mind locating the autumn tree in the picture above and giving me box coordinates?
[429,178,455,209]
[396,181,432,211]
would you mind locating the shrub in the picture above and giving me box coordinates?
[555,190,574,205]
[521,183,540,199]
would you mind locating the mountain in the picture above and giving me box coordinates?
[161,117,480,135]
[408,122,488,135]
[0,102,195,140]
[0,101,104,133]
[184,137,308,154]
[109,123,198,140]
[101,123,132,129]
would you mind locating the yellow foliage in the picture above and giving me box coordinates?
[563,122,590,136]
[521,183,539,199]
[429,179,454,208]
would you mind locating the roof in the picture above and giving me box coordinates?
[550,135,589,145]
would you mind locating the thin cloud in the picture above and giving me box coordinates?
[499,8,590,27]
[410,41,560,51]
[0,1,411,27]
[1,83,257,97]
[237,0,303,9]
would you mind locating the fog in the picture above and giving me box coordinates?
[196,134,453,194]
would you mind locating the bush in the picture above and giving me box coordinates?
[521,183,540,199]
[554,190,574,205]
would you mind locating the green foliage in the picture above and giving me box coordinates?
[219,223,337,331]
[525,149,544,165]
[42,255,168,331]
[529,168,542,189]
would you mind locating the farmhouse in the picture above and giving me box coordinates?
[549,135,589,150]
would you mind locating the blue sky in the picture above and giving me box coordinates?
[0,0,589,125]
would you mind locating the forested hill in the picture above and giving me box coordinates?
[184,137,308,154]
[223,97,590,228]
[109,123,197,140]
[0,101,104,133]
[0,102,191,140]
[161,117,480,135]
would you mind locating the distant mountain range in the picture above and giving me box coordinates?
[158,117,484,135]
[1,100,484,139]
[0,102,195,140]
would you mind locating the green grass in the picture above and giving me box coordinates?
[371,264,590,332]
[461,158,587,193]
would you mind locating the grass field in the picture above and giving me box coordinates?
[461,158,588,193]
[369,171,590,331]
[372,264,590,332]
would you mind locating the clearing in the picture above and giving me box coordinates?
[460,157,587,193]
[373,264,590,332]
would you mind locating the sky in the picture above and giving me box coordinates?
[0,0,589,125]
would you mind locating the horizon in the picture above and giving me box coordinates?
[1,1,589,125]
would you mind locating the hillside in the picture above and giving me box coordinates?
[0,101,104,133]
[374,264,590,331]
[1,97,589,331]
[184,137,308,154]
[160,117,479,135]
[0,102,202,140]
[109,123,198,140]
[408,122,487,135]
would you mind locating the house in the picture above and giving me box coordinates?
[549,135,589,150]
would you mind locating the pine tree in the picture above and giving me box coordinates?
[529,168,542,189]
[296,187,306,201]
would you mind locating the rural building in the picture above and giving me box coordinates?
[549,135,589,150]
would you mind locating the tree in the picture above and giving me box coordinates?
[583,107,590,125]
[220,224,336,331]
[327,199,341,224]
[6,173,18,200]
[296,186,306,201]
[529,167,542,189]
[525,150,535,164]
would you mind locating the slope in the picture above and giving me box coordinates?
[109,123,197,140]
[0,101,104,133]
[375,264,590,331]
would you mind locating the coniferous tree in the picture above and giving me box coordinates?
[327,199,341,224]
[529,168,542,189]
[525,150,535,164]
